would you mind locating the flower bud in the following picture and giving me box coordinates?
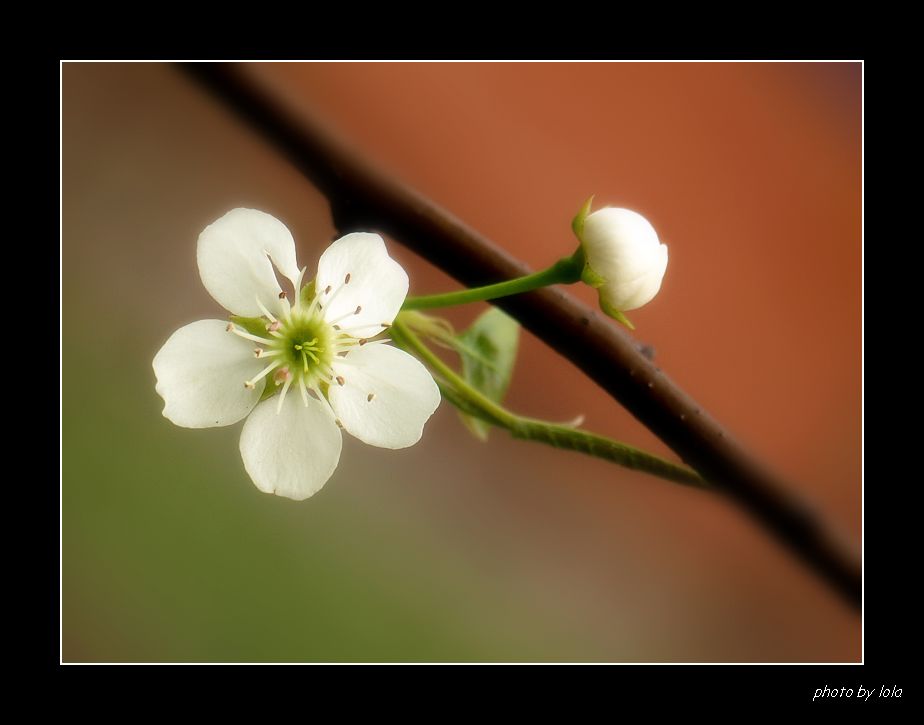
[573,200,668,328]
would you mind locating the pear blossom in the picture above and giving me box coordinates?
[153,208,441,500]
[575,205,668,322]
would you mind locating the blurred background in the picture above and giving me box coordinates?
[62,62,861,662]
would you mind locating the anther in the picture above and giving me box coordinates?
[333,325,341,331]
[359,339,367,346]
[354,305,362,315]
[336,376,345,386]
[344,273,351,284]
[267,320,281,332]
[335,419,344,429]
[367,393,375,402]
[244,381,255,389]
[226,323,234,332]
[254,348,264,357]
[381,322,391,328]
[274,367,292,385]
[325,285,332,294]
[278,291,287,299]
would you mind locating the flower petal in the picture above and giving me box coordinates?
[315,233,408,339]
[582,207,663,282]
[239,390,342,501]
[153,319,266,428]
[329,344,440,449]
[197,208,301,317]
[601,244,668,311]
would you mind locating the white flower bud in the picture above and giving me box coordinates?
[574,204,668,326]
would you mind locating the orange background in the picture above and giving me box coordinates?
[63,62,860,661]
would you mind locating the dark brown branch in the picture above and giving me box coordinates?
[181,63,861,610]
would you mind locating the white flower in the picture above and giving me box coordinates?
[574,204,668,324]
[152,208,441,500]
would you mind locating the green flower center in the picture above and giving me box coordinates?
[274,314,335,382]
[227,295,343,396]
[226,279,386,408]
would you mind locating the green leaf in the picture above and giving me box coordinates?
[455,308,520,441]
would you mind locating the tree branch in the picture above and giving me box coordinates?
[180,62,861,610]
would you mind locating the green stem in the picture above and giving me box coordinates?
[402,254,583,311]
[391,316,707,490]
[510,418,705,489]
[391,318,513,428]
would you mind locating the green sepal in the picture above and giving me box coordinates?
[258,380,277,401]
[599,297,635,330]
[455,308,520,441]
[398,310,457,345]
[228,316,276,398]
[230,315,270,338]
[580,263,606,289]
[571,194,595,241]
[299,279,316,307]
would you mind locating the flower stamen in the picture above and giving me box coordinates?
[327,316,350,327]
[327,307,363,326]
[244,361,282,389]
[292,267,307,312]
[305,382,339,420]
[334,323,386,336]
[229,324,275,346]
[318,279,349,311]
[276,376,293,413]
[256,296,278,323]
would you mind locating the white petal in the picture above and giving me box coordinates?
[153,319,266,428]
[315,233,408,339]
[582,207,663,283]
[239,391,343,501]
[328,344,440,449]
[197,208,301,317]
[601,244,668,311]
